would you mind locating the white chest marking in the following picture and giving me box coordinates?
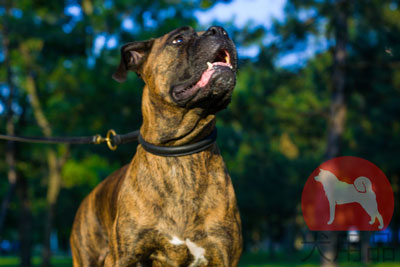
[170,236,185,245]
[186,239,207,267]
[169,236,208,266]
[170,165,177,176]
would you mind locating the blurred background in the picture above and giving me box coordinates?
[0,0,399,266]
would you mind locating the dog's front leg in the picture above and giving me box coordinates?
[198,240,241,267]
[105,219,195,267]
[103,216,157,267]
[192,225,242,267]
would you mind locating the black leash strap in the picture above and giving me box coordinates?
[0,134,98,145]
[138,128,217,157]
[0,130,140,151]
[0,128,217,157]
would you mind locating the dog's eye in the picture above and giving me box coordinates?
[172,37,184,44]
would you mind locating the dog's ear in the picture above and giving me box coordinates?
[112,39,154,83]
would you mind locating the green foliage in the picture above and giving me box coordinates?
[0,0,232,256]
[62,155,115,188]
[217,0,400,252]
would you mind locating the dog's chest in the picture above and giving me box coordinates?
[123,151,227,227]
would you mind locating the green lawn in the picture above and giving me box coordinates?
[0,253,399,267]
[0,256,71,267]
[238,251,400,267]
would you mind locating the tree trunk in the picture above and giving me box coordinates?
[16,174,33,267]
[42,150,64,267]
[24,74,68,267]
[320,1,349,266]
[360,231,371,264]
[42,202,56,267]
[0,4,33,266]
[0,181,16,237]
[324,0,348,161]
[0,1,17,238]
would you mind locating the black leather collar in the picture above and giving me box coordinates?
[138,128,217,157]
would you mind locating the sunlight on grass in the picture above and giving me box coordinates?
[0,254,399,267]
[0,256,72,267]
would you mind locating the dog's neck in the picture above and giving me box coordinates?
[140,86,216,146]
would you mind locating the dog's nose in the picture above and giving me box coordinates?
[205,26,228,37]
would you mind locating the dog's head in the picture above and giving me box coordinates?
[314,169,336,184]
[113,26,237,113]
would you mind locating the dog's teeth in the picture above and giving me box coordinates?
[207,62,213,68]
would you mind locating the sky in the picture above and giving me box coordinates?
[67,0,326,66]
[195,0,286,58]
[64,0,287,31]
[0,0,324,114]
[195,0,286,28]
[15,0,324,68]
[86,0,289,59]
[194,0,328,66]
[0,0,328,67]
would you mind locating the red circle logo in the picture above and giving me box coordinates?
[302,156,394,231]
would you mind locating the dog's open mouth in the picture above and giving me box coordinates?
[171,49,233,103]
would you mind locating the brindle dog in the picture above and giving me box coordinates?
[70,26,242,267]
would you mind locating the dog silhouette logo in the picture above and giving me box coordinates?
[314,169,384,229]
[302,156,394,231]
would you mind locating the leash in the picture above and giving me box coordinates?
[0,128,217,156]
[0,129,139,151]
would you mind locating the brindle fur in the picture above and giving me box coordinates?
[70,26,242,266]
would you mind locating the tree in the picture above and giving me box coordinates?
[0,1,232,265]
[271,0,400,263]
[0,2,33,265]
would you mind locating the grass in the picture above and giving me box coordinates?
[0,256,71,267]
[0,252,399,267]
[238,251,400,266]
[238,250,400,267]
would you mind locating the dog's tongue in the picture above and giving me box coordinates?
[196,66,215,88]
[195,62,232,88]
